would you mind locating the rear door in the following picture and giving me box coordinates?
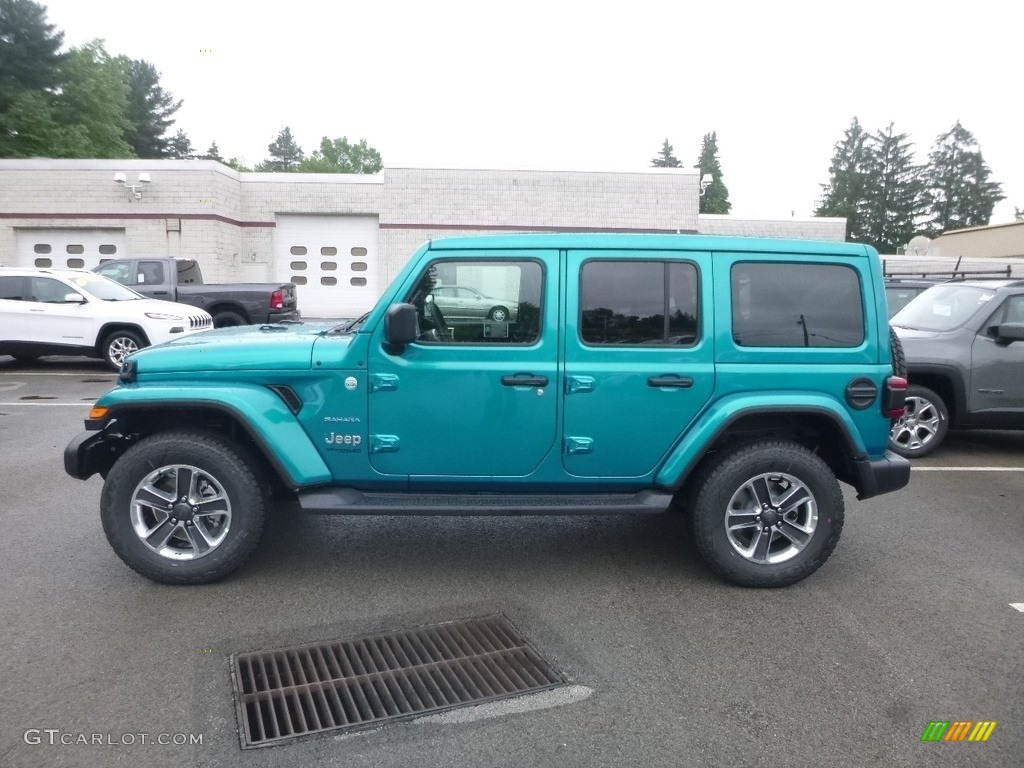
[562,251,715,478]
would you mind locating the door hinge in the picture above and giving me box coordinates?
[565,375,595,395]
[370,374,399,392]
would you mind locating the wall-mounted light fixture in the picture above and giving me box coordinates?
[699,173,713,197]
[114,172,151,200]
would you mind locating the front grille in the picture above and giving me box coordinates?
[231,615,566,748]
[189,314,212,330]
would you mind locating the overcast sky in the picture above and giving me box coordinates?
[39,0,1021,226]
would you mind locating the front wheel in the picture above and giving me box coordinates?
[888,384,948,458]
[101,329,145,371]
[100,430,268,584]
[690,441,844,587]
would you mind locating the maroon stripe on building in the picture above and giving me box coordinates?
[0,212,275,228]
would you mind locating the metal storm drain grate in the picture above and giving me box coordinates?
[231,614,566,748]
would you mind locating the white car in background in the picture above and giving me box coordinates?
[0,268,213,370]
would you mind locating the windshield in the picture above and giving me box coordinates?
[67,273,143,301]
[891,284,996,332]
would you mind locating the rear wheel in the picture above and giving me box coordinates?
[101,329,145,371]
[690,441,844,587]
[488,305,510,322]
[100,430,268,584]
[214,310,246,328]
[889,384,948,458]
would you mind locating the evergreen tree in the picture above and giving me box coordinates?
[117,57,182,158]
[650,138,680,168]
[0,0,65,114]
[695,131,730,214]
[226,157,251,172]
[861,123,926,254]
[297,136,382,174]
[815,117,871,241]
[167,129,193,159]
[921,120,1004,234]
[202,141,223,162]
[260,126,304,171]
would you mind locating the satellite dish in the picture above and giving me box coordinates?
[907,235,931,257]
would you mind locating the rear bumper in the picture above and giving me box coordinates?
[266,309,300,323]
[852,451,911,500]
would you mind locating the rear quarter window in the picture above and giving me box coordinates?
[732,262,864,348]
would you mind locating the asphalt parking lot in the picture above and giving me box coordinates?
[1,356,1021,768]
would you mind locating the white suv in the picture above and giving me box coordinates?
[0,268,213,370]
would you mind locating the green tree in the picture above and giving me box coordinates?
[0,0,65,114]
[1015,207,1024,222]
[921,121,1004,234]
[117,57,182,158]
[42,40,132,158]
[695,131,730,214]
[226,157,251,172]
[815,117,871,241]
[297,136,382,173]
[259,126,304,171]
[650,138,680,168]
[167,128,193,159]
[861,123,926,254]
[202,140,223,162]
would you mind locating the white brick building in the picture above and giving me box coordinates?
[0,159,845,316]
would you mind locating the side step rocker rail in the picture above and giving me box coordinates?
[297,488,673,516]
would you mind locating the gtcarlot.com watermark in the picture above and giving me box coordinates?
[24,729,203,746]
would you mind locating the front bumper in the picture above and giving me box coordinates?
[852,451,911,500]
[64,427,118,480]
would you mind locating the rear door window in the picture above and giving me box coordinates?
[731,263,864,347]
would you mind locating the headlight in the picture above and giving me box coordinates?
[145,312,183,320]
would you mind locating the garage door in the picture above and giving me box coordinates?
[274,215,380,319]
[16,228,126,270]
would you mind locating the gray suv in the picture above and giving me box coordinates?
[889,279,1024,456]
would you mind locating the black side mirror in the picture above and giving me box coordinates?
[384,303,418,352]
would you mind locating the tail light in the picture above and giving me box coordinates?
[270,289,284,309]
[883,376,907,419]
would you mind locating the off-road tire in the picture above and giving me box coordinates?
[100,430,268,584]
[890,325,906,378]
[689,441,844,588]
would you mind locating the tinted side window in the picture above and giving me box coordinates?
[732,262,864,348]
[580,261,699,346]
[0,276,26,300]
[29,277,73,303]
[137,261,166,286]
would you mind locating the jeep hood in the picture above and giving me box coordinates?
[130,322,347,372]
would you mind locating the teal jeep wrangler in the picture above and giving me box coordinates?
[65,234,910,587]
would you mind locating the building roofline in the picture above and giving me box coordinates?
[936,220,1024,237]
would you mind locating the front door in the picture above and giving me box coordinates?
[971,293,1024,413]
[366,252,558,480]
[562,251,716,478]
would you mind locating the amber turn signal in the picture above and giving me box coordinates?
[88,406,109,420]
